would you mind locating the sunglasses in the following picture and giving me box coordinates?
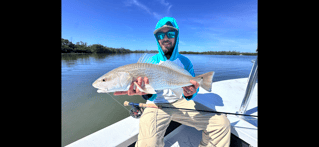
[155,30,177,40]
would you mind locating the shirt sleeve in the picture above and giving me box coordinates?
[179,55,199,101]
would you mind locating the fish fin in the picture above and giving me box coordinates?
[159,60,192,76]
[195,71,214,92]
[137,53,155,64]
[171,88,183,98]
[144,84,157,94]
[117,72,134,91]
[133,82,157,94]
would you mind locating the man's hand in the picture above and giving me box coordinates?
[182,80,199,97]
[114,77,149,96]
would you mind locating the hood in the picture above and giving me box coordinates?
[154,17,180,61]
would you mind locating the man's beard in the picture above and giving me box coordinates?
[161,40,175,56]
[163,46,174,54]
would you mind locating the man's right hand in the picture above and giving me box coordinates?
[113,77,150,96]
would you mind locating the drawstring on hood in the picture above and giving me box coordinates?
[154,17,180,61]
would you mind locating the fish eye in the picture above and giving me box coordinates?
[102,79,106,82]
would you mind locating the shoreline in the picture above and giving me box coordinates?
[61,38,257,55]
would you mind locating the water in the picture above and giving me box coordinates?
[61,53,257,146]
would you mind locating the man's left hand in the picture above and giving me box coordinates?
[182,80,199,97]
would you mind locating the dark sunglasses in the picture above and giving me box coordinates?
[155,30,177,40]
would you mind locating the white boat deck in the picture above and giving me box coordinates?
[66,78,258,147]
[164,78,257,147]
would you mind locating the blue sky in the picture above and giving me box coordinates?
[62,0,257,52]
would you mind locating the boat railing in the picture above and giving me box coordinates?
[237,50,258,116]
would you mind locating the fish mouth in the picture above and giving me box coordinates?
[92,81,99,88]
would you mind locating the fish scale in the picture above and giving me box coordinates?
[92,59,214,96]
[113,63,193,90]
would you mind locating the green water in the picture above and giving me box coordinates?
[61,53,257,146]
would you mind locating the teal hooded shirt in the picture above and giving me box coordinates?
[145,17,199,101]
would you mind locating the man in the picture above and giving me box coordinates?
[114,17,230,147]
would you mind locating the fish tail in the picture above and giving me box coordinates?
[195,71,214,92]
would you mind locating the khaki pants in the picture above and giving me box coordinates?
[135,99,231,147]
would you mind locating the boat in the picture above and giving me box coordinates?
[66,56,258,147]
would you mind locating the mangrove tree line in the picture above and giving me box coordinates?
[61,38,257,55]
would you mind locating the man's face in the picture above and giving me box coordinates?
[157,27,176,54]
